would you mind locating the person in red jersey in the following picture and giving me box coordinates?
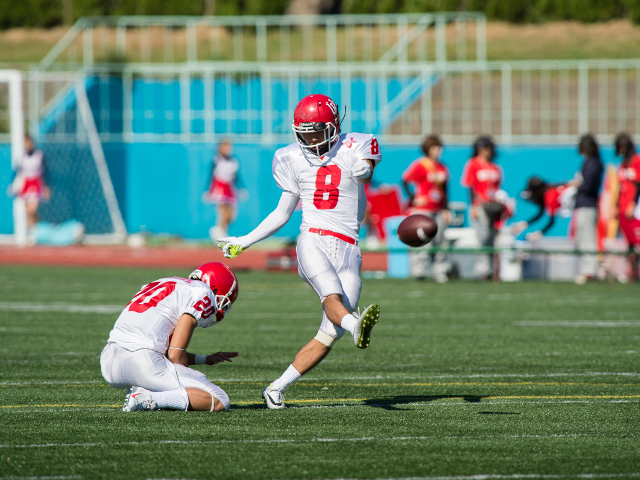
[461,136,504,279]
[402,134,451,282]
[614,133,640,281]
[513,177,577,241]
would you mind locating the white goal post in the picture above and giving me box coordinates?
[1,70,127,245]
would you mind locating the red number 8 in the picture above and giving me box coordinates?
[313,165,342,210]
[370,138,379,155]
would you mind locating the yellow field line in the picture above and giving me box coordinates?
[3,381,640,388]
[2,394,640,409]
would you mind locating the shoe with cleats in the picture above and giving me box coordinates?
[262,385,286,409]
[352,303,380,349]
[122,389,159,412]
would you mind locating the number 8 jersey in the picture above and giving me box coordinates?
[272,132,382,240]
[107,277,217,354]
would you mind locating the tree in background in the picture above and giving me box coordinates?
[1,0,640,29]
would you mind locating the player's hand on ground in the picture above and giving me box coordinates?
[218,236,249,259]
[206,351,239,365]
[352,159,372,179]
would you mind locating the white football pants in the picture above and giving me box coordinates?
[100,342,230,411]
[296,229,363,341]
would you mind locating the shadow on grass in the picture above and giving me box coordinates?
[231,394,486,411]
[362,394,485,411]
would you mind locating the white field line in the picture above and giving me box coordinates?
[0,477,82,480]
[0,380,105,386]
[150,475,640,480]
[0,302,121,314]
[515,321,640,327]
[0,433,625,449]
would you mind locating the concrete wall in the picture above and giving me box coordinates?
[0,141,617,240]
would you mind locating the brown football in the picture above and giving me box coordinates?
[397,214,438,247]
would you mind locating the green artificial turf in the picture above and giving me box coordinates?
[0,265,639,480]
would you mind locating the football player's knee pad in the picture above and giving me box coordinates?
[314,330,339,348]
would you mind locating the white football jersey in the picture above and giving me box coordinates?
[107,277,217,354]
[272,132,382,239]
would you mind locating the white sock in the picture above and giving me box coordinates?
[269,364,301,392]
[151,390,188,410]
[340,313,358,335]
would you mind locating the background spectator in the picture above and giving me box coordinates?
[614,132,640,281]
[461,136,503,280]
[204,140,243,241]
[513,176,576,241]
[8,135,49,245]
[402,134,451,282]
[574,133,604,284]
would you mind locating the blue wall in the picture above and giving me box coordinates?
[0,145,12,234]
[0,141,617,239]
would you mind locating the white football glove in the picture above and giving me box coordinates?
[217,236,251,259]
[352,160,372,179]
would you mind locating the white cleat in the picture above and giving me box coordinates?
[122,388,159,412]
[352,304,380,349]
[123,386,142,410]
[262,385,286,409]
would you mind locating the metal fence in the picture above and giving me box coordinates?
[38,13,487,70]
[12,59,638,145]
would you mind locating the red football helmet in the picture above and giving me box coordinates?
[292,94,341,157]
[189,262,238,324]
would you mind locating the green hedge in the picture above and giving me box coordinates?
[1,0,640,29]
[343,0,640,23]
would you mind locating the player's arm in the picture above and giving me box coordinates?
[512,204,545,235]
[167,313,198,367]
[540,214,556,235]
[402,179,415,204]
[218,191,299,259]
[354,159,376,185]
[168,313,239,366]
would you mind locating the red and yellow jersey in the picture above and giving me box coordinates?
[402,157,449,213]
[617,153,640,215]
[461,157,502,205]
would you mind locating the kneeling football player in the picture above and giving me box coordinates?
[100,262,239,412]
[218,94,381,409]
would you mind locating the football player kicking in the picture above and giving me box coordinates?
[218,94,381,409]
[100,262,239,412]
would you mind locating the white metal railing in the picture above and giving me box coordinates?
[14,59,640,145]
[38,13,487,70]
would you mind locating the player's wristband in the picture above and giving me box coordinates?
[194,354,207,365]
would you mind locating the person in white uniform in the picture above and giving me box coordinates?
[205,140,242,241]
[100,262,239,412]
[218,93,382,409]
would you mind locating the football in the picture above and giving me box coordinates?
[397,214,438,247]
